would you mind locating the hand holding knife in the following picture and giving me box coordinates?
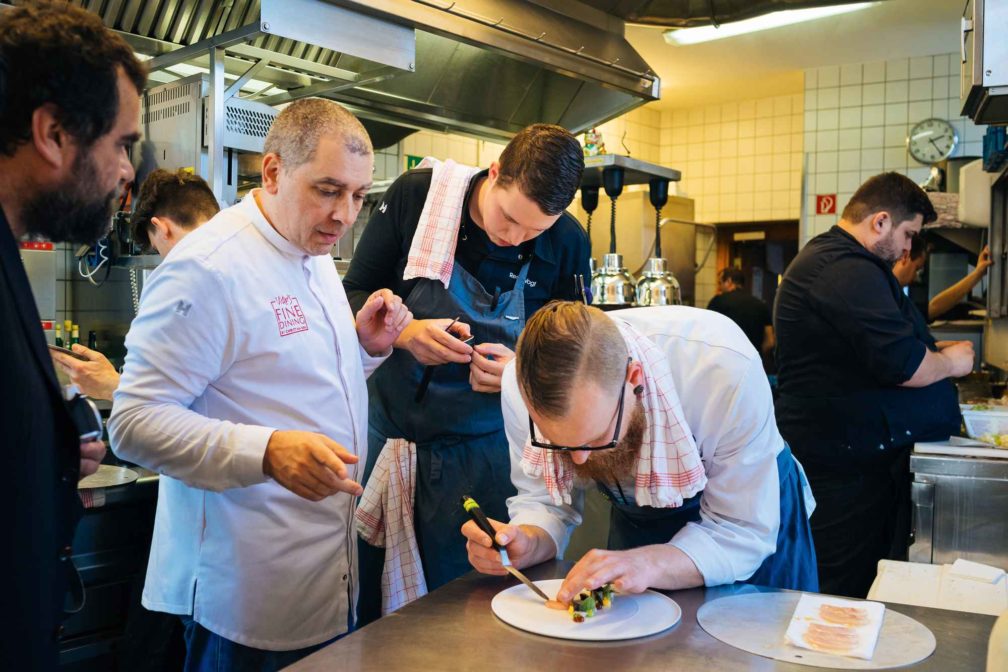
[461,495,551,602]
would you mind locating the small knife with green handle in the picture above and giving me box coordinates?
[461,495,550,602]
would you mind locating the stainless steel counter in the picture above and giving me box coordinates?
[285,561,996,672]
[911,452,1008,568]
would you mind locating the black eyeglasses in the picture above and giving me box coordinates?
[528,358,631,452]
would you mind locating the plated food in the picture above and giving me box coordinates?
[491,579,679,642]
[565,584,615,623]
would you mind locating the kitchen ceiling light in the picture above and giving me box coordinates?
[662,2,876,46]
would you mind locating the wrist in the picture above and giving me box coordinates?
[262,431,277,476]
[394,321,417,351]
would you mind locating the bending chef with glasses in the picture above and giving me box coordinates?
[462,301,819,604]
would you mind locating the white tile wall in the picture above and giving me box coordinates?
[802,52,987,243]
[660,94,803,223]
[400,130,505,170]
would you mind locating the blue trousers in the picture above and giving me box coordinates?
[181,617,347,672]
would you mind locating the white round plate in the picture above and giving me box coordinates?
[78,465,139,489]
[491,578,681,641]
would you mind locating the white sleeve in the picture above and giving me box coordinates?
[358,341,390,378]
[500,361,584,558]
[668,357,781,586]
[109,256,274,491]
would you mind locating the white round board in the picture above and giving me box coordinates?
[78,465,139,490]
[697,592,936,669]
[491,578,681,641]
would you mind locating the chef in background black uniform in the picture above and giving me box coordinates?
[773,172,972,598]
[0,3,145,668]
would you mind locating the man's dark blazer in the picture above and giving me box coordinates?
[1,208,82,670]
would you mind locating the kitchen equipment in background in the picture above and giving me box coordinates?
[591,165,637,307]
[636,177,682,307]
[577,155,689,305]
[911,449,1008,569]
[581,186,600,275]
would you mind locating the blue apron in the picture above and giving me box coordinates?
[597,446,818,591]
[357,255,532,624]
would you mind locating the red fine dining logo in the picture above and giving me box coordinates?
[271,295,309,337]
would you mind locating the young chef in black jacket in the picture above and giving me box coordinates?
[343,124,591,623]
[774,172,972,598]
[0,3,145,668]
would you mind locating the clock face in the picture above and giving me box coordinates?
[907,118,958,164]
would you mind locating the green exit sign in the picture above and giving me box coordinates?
[406,154,424,170]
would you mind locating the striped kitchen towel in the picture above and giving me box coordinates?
[402,157,481,288]
[355,438,427,615]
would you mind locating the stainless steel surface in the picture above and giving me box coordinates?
[581,154,682,188]
[986,168,1008,372]
[111,255,163,270]
[20,245,57,321]
[140,74,276,205]
[909,481,936,564]
[503,565,550,602]
[284,561,996,672]
[591,252,636,306]
[960,0,1008,124]
[208,45,226,200]
[697,592,936,669]
[330,0,659,139]
[911,453,1008,569]
[18,0,660,142]
[636,257,682,306]
[579,0,884,28]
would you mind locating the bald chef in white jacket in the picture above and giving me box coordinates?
[109,99,412,671]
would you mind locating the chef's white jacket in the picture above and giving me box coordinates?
[502,306,815,587]
[109,192,386,650]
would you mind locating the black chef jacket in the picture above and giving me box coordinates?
[707,288,772,352]
[1,209,83,670]
[773,226,960,474]
[343,168,591,315]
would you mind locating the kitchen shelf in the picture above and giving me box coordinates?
[580,154,681,189]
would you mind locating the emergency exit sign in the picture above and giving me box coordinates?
[406,154,424,170]
[816,194,837,215]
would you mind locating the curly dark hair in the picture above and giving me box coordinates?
[496,124,584,216]
[0,0,147,156]
[130,169,220,251]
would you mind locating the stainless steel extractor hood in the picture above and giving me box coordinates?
[321,0,660,140]
[9,0,660,143]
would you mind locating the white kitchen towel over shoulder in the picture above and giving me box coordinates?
[355,438,427,615]
[402,157,481,288]
[520,318,707,508]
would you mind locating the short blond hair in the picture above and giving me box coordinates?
[516,301,627,418]
[264,98,372,169]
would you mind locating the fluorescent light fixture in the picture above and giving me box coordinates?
[663,2,875,45]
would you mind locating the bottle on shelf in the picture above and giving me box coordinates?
[54,324,63,348]
[87,330,97,350]
[71,324,80,346]
[63,319,72,339]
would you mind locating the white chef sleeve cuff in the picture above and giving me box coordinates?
[358,341,391,378]
[509,510,572,559]
[233,424,276,487]
[669,522,739,587]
